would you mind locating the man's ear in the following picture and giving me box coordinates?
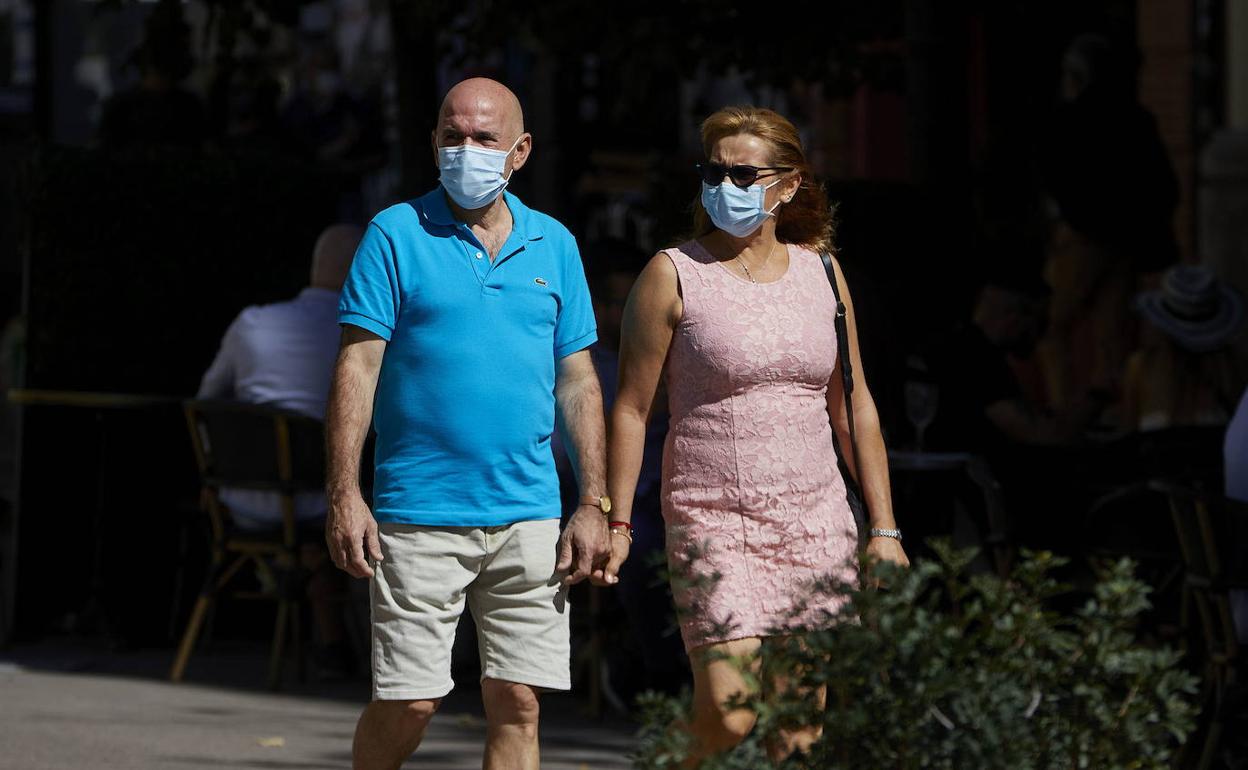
[510,133,532,173]
[430,130,440,168]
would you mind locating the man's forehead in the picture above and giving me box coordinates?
[438,84,522,133]
[440,99,505,125]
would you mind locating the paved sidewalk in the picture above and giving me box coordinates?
[0,657,636,769]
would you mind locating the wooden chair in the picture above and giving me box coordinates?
[1151,479,1247,770]
[169,399,326,690]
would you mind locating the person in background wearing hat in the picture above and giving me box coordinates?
[1122,264,1246,432]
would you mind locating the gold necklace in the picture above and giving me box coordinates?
[735,240,778,284]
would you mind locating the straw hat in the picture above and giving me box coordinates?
[1136,264,1243,353]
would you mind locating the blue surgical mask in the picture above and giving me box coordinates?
[701,178,784,238]
[437,135,523,210]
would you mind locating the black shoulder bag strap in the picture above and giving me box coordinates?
[819,251,870,547]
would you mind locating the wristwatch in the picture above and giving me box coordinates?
[580,495,612,515]
[869,527,903,541]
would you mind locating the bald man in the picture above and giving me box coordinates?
[199,223,364,434]
[199,222,364,529]
[325,78,609,769]
[197,222,364,675]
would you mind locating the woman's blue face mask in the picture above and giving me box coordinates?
[701,177,785,238]
[437,135,524,210]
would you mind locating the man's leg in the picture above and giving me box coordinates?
[481,679,541,770]
[470,520,571,770]
[352,698,441,770]
[360,524,482,768]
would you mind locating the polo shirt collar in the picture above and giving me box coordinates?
[419,187,543,242]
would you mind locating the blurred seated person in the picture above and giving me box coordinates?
[1123,264,1246,432]
[919,265,1111,555]
[197,223,363,676]
[198,223,363,527]
[98,4,206,150]
[924,267,1108,456]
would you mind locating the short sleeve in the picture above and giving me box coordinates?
[338,222,400,341]
[553,235,597,359]
[197,313,244,398]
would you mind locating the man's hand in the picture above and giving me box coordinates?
[590,530,630,587]
[326,490,383,578]
[556,506,610,586]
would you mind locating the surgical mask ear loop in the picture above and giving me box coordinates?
[500,134,526,183]
[763,177,786,216]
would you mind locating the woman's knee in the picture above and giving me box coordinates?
[690,705,756,751]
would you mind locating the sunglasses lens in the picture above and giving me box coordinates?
[698,163,725,185]
[729,166,759,187]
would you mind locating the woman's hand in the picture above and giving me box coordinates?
[864,536,909,589]
[590,530,632,587]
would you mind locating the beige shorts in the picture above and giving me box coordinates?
[370,519,570,700]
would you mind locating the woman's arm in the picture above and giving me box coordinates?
[593,253,682,585]
[824,255,909,568]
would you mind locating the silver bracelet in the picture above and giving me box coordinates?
[869,528,903,541]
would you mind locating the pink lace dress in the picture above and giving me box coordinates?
[661,240,858,650]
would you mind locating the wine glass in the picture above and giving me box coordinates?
[904,380,939,452]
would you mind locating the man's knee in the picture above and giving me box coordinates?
[481,679,541,727]
[367,698,441,735]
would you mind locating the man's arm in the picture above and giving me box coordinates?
[553,348,610,585]
[197,317,241,398]
[325,325,387,578]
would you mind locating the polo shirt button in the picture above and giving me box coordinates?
[474,251,483,259]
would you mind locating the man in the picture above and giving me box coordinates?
[199,222,363,527]
[921,265,1110,554]
[325,78,610,770]
[198,222,363,676]
[925,271,1105,453]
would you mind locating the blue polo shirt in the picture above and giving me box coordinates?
[339,188,597,526]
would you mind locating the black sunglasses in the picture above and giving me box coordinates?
[696,162,794,188]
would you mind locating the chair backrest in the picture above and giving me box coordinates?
[183,399,325,493]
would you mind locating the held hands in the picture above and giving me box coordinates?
[590,528,630,587]
[326,489,383,578]
[556,505,612,586]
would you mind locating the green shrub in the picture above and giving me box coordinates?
[635,542,1198,769]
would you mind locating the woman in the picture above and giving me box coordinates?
[598,106,908,763]
[1122,264,1245,432]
